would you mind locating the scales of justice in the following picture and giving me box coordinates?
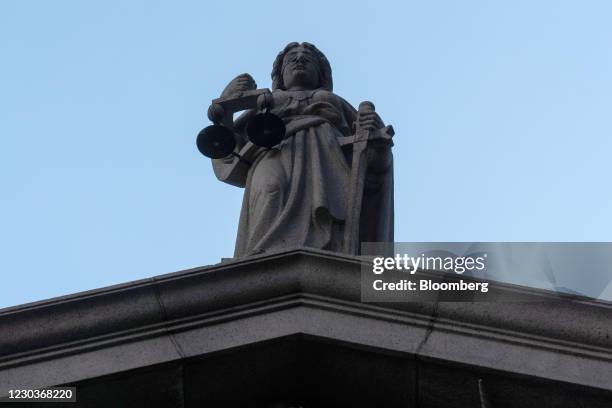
[197,88,286,159]
[196,42,394,258]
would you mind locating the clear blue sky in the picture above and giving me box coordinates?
[1,1,611,308]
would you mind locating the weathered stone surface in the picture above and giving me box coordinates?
[0,248,610,407]
[200,42,394,257]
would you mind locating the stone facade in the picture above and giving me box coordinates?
[0,249,610,407]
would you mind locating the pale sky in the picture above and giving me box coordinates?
[1,1,611,307]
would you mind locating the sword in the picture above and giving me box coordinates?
[343,101,394,254]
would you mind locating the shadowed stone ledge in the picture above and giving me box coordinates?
[0,248,610,406]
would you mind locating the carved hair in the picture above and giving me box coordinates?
[271,42,333,91]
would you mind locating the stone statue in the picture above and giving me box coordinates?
[203,42,394,257]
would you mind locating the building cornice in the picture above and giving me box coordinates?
[1,248,611,393]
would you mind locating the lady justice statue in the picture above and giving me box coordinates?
[198,42,394,258]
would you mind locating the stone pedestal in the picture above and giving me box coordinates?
[1,248,610,407]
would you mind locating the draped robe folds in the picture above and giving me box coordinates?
[212,89,394,258]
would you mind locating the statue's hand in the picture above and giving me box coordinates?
[357,110,384,132]
[220,73,256,99]
[354,102,392,145]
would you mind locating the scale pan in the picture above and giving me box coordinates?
[246,113,285,148]
[196,125,236,159]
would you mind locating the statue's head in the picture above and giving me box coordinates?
[272,42,332,92]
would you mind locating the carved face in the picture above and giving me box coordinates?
[281,45,320,90]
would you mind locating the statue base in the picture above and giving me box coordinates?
[1,248,610,407]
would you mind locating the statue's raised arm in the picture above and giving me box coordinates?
[197,42,394,257]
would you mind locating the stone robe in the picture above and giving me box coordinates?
[212,89,393,257]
